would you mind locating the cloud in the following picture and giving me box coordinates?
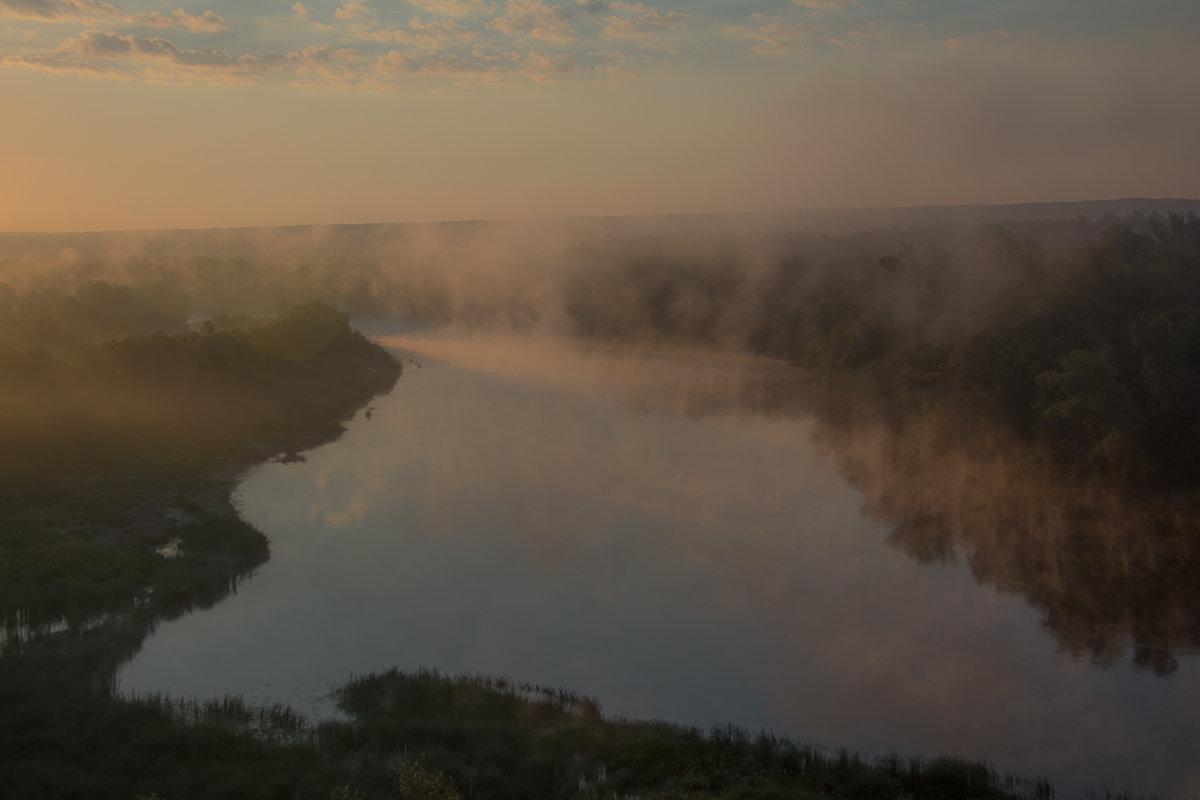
[726,16,812,55]
[333,0,371,20]
[0,0,116,22]
[351,17,475,50]
[791,0,856,9]
[826,26,890,48]
[586,47,634,62]
[520,48,574,78]
[0,50,119,74]
[373,48,499,78]
[56,29,286,81]
[489,0,575,43]
[125,8,231,33]
[407,0,495,18]
[590,63,632,76]
[288,44,360,81]
[351,26,413,43]
[411,16,476,47]
[4,0,710,89]
[943,30,1014,50]
[366,45,577,85]
[600,5,693,39]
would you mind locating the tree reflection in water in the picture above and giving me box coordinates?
[806,412,1199,677]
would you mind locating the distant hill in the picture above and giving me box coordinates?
[751,197,1200,233]
[4,197,1200,244]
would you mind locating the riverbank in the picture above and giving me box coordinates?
[0,304,400,796]
[0,322,1070,800]
[0,501,1059,800]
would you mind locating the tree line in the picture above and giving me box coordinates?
[564,213,1200,494]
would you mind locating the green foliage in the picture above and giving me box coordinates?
[960,213,1200,486]
[565,245,749,344]
[244,301,352,361]
[902,341,954,405]
[758,279,889,375]
[320,670,1048,800]
[0,280,189,358]
[0,299,399,480]
[391,758,464,800]
[761,212,1200,489]
[0,300,402,798]
[4,219,1197,799]
[562,212,1200,489]
[1034,348,1145,475]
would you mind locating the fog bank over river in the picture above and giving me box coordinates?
[120,335,1200,798]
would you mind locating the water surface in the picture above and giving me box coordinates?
[120,336,1200,798]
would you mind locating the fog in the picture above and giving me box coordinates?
[6,200,1200,797]
[118,326,1200,798]
[0,210,996,387]
[5,199,1197,331]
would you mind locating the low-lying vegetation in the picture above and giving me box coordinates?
[4,211,1195,798]
[2,664,1058,800]
[317,668,1054,800]
[0,300,401,797]
[0,293,1059,800]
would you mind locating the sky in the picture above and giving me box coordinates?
[2,0,1199,232]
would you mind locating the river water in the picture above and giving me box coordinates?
[119,335,1200,798]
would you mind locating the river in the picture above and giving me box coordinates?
[118,334,1200,798]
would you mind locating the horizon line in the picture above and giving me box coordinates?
[3,196,1199,237]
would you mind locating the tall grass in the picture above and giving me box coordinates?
[320,668,1058,800]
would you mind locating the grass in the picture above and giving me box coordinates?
[0,314,1159,800]
[0,462,1071,800]
[307,668,1060,800]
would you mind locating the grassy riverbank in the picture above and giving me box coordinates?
[0,301,399,797]
[2,657,1059,800]
[2,492,1056,799]
[0,301,1065,799]
[319,668,1055,800]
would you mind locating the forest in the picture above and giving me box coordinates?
[1,205,1198,798]
[560,212,1200,676]
[563,213,1200,493]
[0,268,1050,800]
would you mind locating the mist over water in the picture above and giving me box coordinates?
[6,2,1200,792]
[119,334,1200,799]
[7,204,1199,796]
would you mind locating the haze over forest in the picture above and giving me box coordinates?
[4,1,1200,798]
[6,199,1200,798]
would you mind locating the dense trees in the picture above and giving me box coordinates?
[564,212,1200,493]
[558,213,1200,671]
[4,212,1199,797]
[0,280,188,358]
[959,214,1200,488]
[1,297,402,799]
[2,297,400,645]
[0,297,399,479]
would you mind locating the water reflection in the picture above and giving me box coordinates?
[810,416,1200,677]
[119,335,1200,798]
